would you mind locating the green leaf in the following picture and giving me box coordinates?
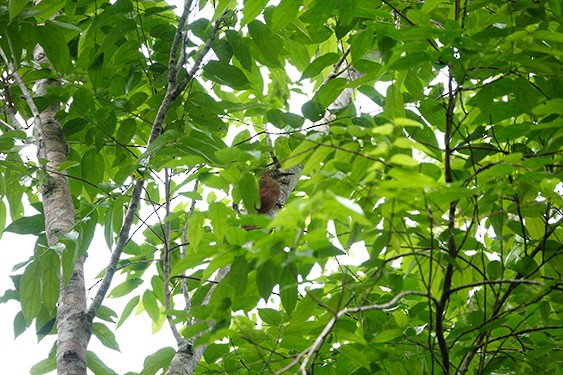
[302,146,333,174]
[385,169,439,188]
[204,343,230,364]
[510,256,539,276]
[326,196,371,226]
[117,296,140,328]
[96,305,118,323]
[81,148,105,201]
[203,60,251,89]
[487,260,502,279]
[125,92,149,111]
[225,30,253,71]
[212,0,235,21]
[209,203,230,241]
[60,237,79,286]
[77,210,98,258]
[30,356,56,375]
[140,347,176,375]
[281,112,305,128]
[92,322,120,351]
[258,308,283,325]
[301,52,340,80]
[280,266,298,314]
[20,262,42,322]
[371,329,403,343]
[116,118,136,143]
[13,311,29,338]
[315,78,346,107]
[228,256,248,297]
[187,211,205,251]
[533,99,563,116]
[267,109,305,129]
[5,214,45,235]
[142,290,160,323]
[340,345,370,370]
[87,351,116,375]
[37,21,71,74]
[140,130,180,161]
[0,289,18,304]
[0,195,6,239]
[388,52,434,70]
[350,29,374,62]
[241,0,269,25]
[109,278,143,298]
[256,261,277,300]
[270,0,303,32]
[248,20,284,68]
[239,172,260,213]
[40,250,60,312]
[178,129,226,165]
[9,0,29,20]
[301,100,325,121]
[385,84,405,119]
[389,154,418,167]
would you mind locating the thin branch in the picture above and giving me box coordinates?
[380,0,439,52]
[167,0,195,85]
[321,46,351,85]
[173,17,223,100]
[274,291,433,375]
[434,65,459,375]
[0,46,42,127]
[170,274,218,285]
[163,169,184,345]
[457,221,561,374]
[0,116,19,131]
[424,196,438,373]
[87,0,209,321]
[180,179,199,310]
[87,181,145,320]
[1,101,24,130]
[449,279,548,295]
[147,13,222,147]
[487,325,563,346]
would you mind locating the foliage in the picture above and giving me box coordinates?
[1,0,562,374]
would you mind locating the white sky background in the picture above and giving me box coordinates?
[0,1,388,373]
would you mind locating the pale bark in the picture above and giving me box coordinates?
[314,55,364,134]
[33,39,87,375]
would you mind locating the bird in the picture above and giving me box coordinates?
[257,174,281,214]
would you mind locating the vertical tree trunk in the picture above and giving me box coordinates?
[33,42,89,375]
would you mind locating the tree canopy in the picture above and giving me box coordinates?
[0,0,562,374]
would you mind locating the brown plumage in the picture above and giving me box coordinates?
[257,175,281,213]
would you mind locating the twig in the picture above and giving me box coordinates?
[321,46,351,85]
[434,65,459,375]
[1,73,25,129]
[380,0,439,52]
[87,181,145,321]
[163,168,184,345]
[87,0,213,321]
[448,279,548,295]
[457,221,561,374]
[181,179,199,310]
[0,46,42,128]
[274,291,433,374]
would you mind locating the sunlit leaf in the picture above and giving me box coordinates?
[92,322,120,351]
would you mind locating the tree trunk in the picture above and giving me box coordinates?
[33,42,89,375]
